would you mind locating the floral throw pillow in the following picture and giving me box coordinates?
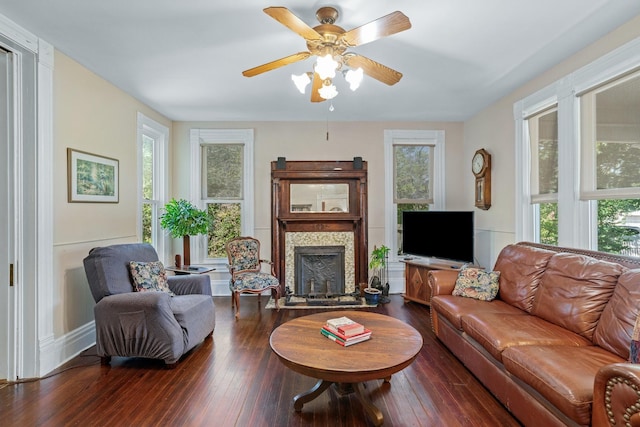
[631,315,640,363]
[128,261,174,296]
[452,266,500,301]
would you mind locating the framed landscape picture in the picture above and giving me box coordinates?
[67,148,119,203]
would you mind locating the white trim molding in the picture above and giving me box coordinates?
[0,12,55,378]
[189,128,255,264]
[514,35,640,250]
[383,129,445,294]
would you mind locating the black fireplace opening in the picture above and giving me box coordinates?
[294,245,345,296]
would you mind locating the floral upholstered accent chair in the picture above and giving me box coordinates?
[226,236,280,318]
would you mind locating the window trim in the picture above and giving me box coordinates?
[578,68,640,201]
[515,35,640,249]
[384,129,445,262]
[190,128,254,264]
[137,113,169,262]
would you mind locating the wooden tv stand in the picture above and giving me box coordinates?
[401,258,467,306]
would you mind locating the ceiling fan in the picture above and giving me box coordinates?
[242,6,411,102]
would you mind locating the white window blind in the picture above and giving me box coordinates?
[528,106,559,204]
[580,69,640,200]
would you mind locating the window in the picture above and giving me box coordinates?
[579,70,640,200]
[190,129,254,263]
[137,113,168,259]
[528,107,559,245]
[515,37,640,255]
[384,130,445,259]
[580,70,640,255]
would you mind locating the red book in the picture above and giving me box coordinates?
[338,322,365,336]
[325,316,365,336]
[320,328,371,346]
[321,325,372,342]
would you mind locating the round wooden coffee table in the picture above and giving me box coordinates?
[270,311,423,426]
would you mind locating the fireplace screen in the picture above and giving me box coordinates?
[294,246,345,295]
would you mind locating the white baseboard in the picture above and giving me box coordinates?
[39,321,96,376]
[211,278,231,296]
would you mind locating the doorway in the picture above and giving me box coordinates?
[0,47,12,381]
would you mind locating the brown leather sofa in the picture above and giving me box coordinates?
[429,242,640,427]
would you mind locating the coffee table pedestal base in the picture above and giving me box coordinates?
[293,379,387,427]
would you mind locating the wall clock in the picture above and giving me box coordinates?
[472,148,491,210]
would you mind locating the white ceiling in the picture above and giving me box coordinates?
[1,1,639,122]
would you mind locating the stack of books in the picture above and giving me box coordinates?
[321,316,372,347]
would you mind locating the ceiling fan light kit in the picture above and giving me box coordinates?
[242,6,411,103]
[291,72,312,93]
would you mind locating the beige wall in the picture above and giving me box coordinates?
[171,121,465,257]
[464,14,640,266]
[52,51,171,337]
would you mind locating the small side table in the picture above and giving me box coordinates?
[166,265,215,275]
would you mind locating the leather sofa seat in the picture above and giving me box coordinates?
[503,345,624,425]
[461,312,591,362]
[430,296,525,330]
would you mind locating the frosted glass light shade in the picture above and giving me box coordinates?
[345,68,364,91]
[315,54,339,80]
[291,73,311,94]
[318,83,338,100]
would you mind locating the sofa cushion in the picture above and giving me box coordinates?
[431,295,525,330]
[531,252,624,341]
[128,260,174,296]
[502,345,624,426]
[170,294,216,352]
[83,243,160,303]
[593,269,640,359]
[494,244,555,312]
[461,312,591,362]
[452,266,500,301]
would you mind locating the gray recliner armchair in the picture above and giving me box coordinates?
[83,243,215,366]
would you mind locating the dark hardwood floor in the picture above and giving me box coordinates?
[1,295,521,426]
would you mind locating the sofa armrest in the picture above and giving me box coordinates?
[593,362,640,427]
[428,270,459,296]
[168,274,212,296]
[93,292,184,363]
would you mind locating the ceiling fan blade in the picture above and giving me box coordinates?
[242,52,311,77]
[264,7,323,41]
[342,11,411,47]
[344,54,403,86]
[310,72,325,103]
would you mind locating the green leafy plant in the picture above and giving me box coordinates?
[369,245,390,271]
[160,199,209,266]
[160,198,209,238]
[368,245,390,295]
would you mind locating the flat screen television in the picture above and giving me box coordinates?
[402,211,474,264]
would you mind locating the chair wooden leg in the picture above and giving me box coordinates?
[234,291,240,319]
[100,356,111,366]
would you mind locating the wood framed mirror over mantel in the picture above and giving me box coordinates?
[271,158,368,297]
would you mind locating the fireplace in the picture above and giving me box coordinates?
[285,231,355,294]
[271,159,369,297]
[295,246,345,295]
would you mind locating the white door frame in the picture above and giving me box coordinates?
[0,46,12,382]
[0,13,54,379]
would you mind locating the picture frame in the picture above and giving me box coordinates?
[67,148,119,203]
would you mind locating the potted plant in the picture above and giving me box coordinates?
[160,198,209,266]
[366,245,390,304]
